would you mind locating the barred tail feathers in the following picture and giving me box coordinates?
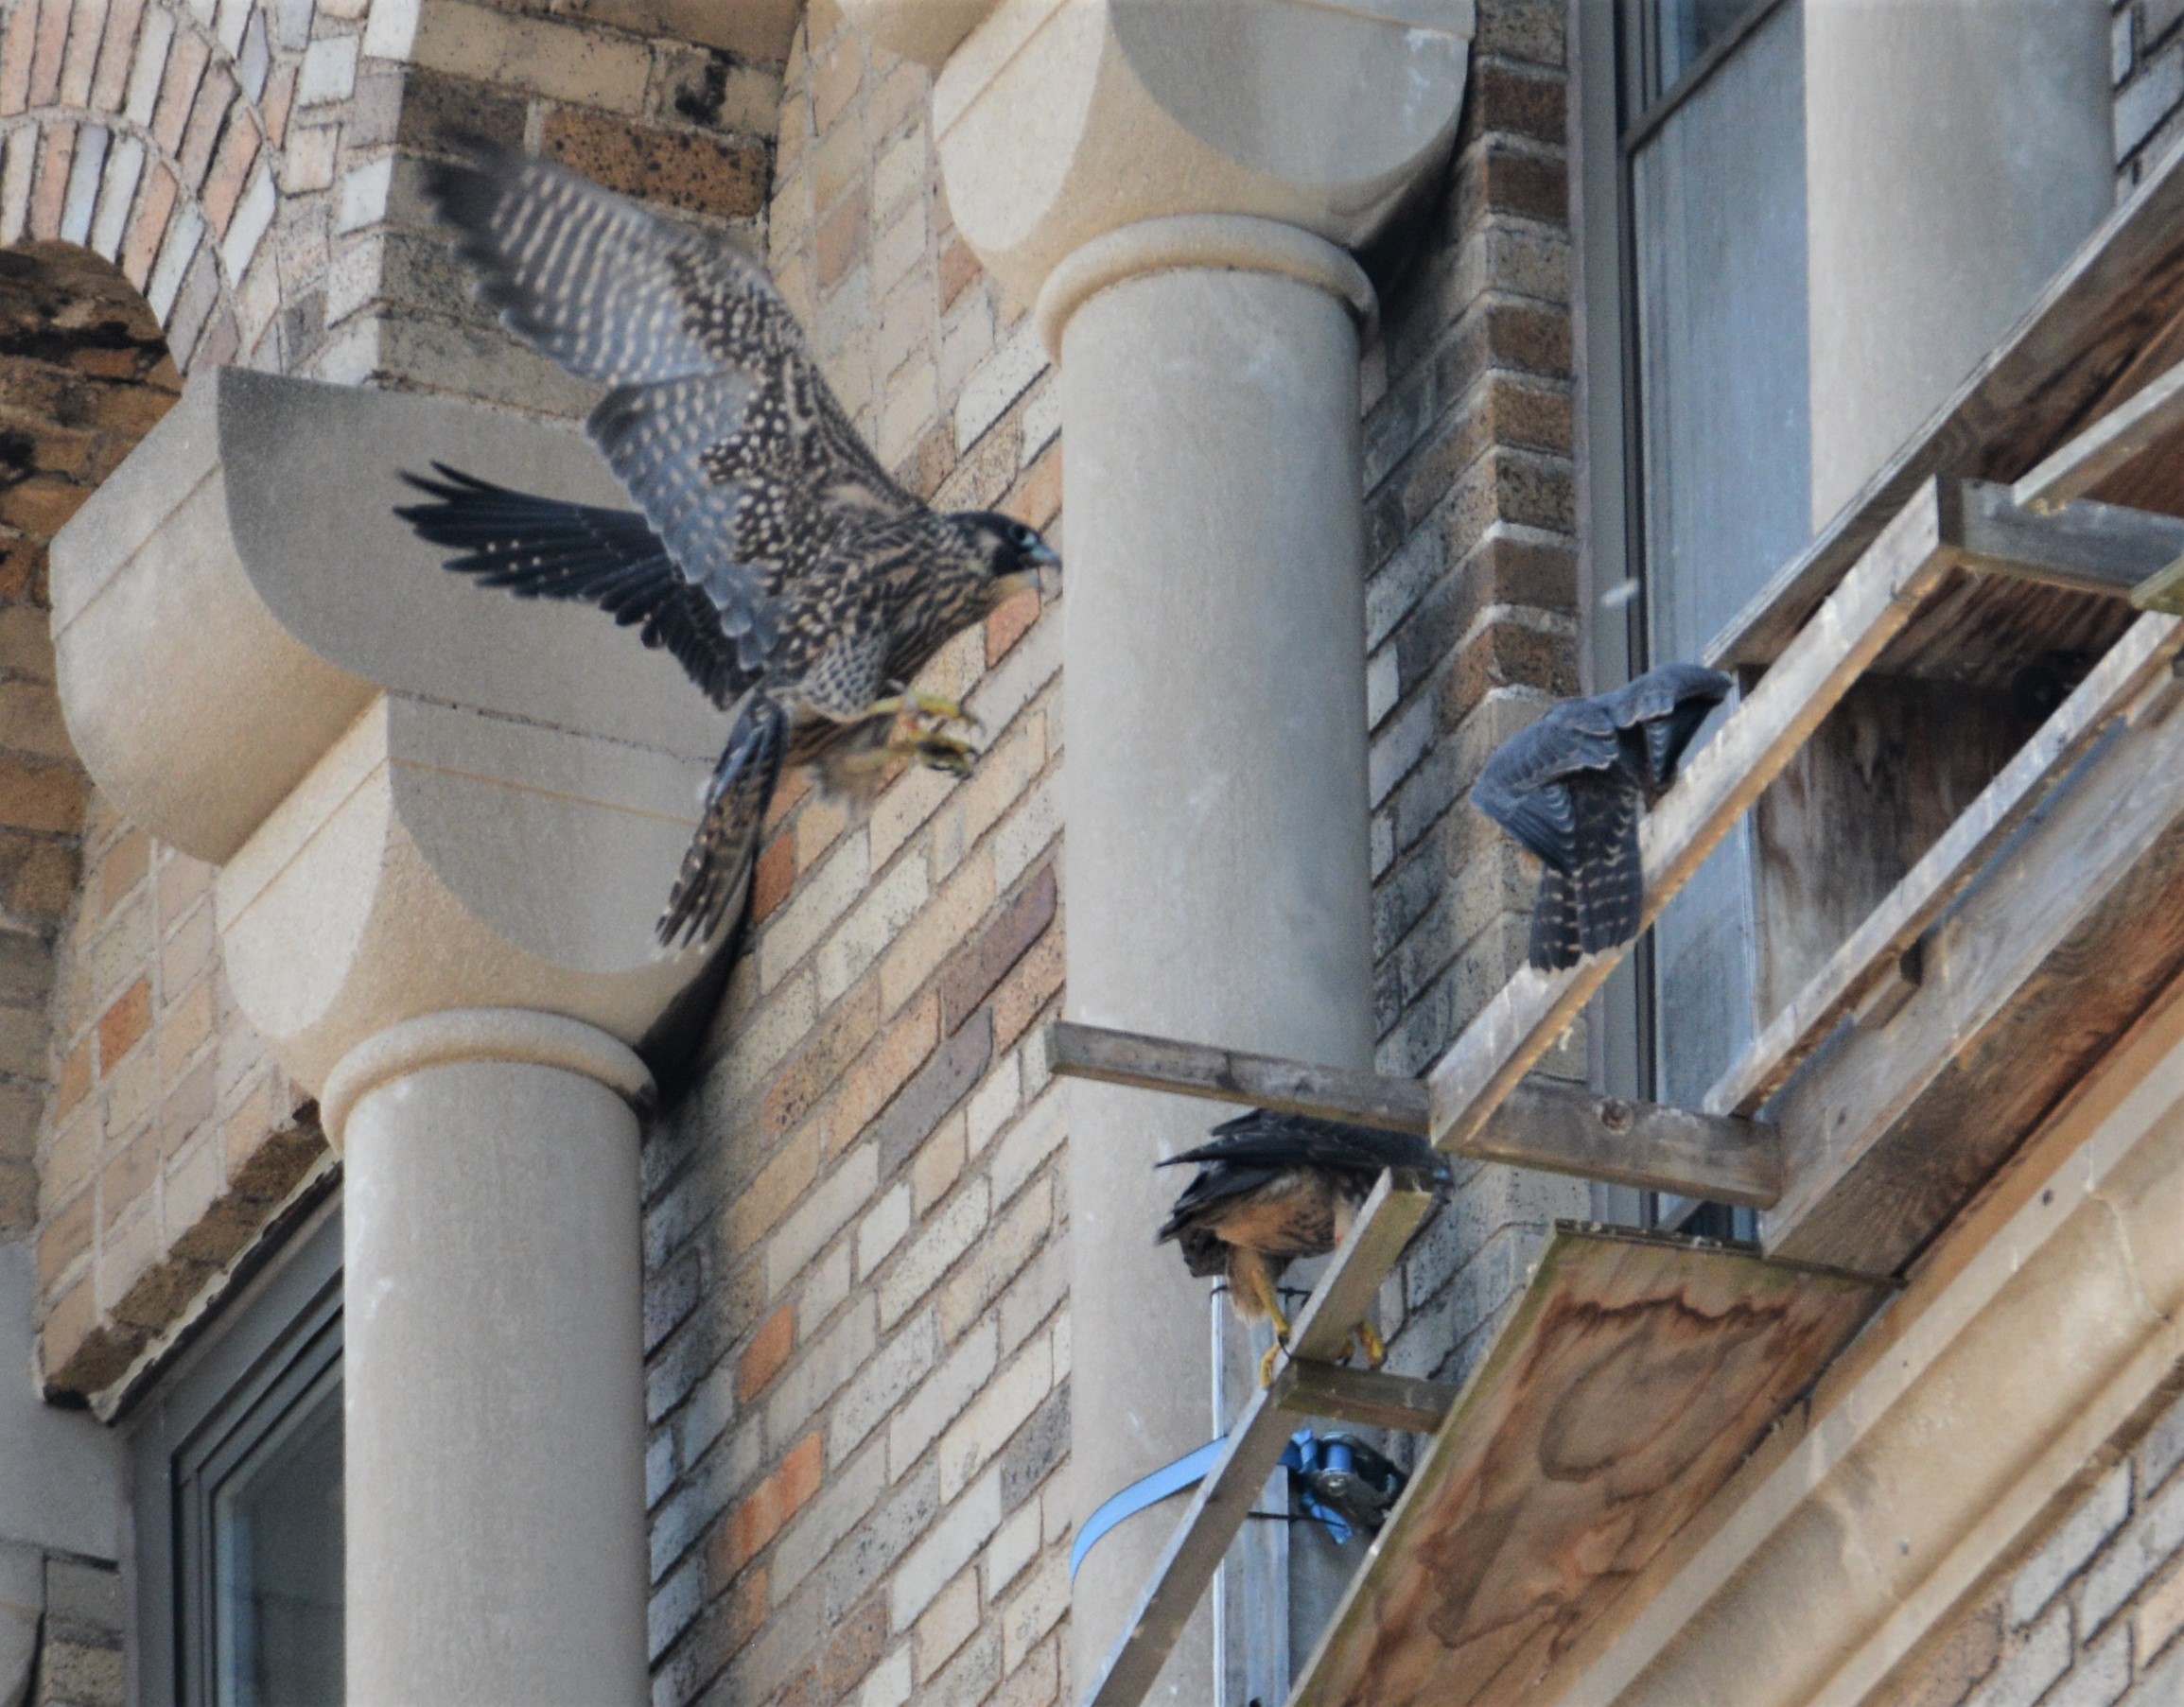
[658,696,790,949]
[1528,780,1643,972]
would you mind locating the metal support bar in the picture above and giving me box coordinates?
[2012,357,2184,514]
[1077,1172,1439,1707]
[1042,1021,1780,1205]
[1270,1360,1460,1436]
[1941,478,2184,598]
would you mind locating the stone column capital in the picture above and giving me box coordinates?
[910,0,1474,311]
[1033,213,1376,359]
[321,1008,656,1150]
[49,370,731,1096]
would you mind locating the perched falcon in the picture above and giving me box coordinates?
[1471,661,1731,972]
[1158,1109,1453,1385]
[393,140,1060,948]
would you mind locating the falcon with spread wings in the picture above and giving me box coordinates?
[394,140,1059,948]
[1471,661,1731,972]
[1158,1108,1452,1385]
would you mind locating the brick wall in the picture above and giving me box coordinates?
[1,1552,125,1707]
[2115,0,2184,189]
[1359,0,1591,1399]
[638,6,1069,1705]
[1878,1386,2184,1707]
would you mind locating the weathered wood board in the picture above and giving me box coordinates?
[1719,612,2184,1118]
[1043,1021,1781,1208]
[1763,653,2184,1273]
[1286,1228,1886,1707]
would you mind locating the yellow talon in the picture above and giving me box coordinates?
[1355,1318,1387,1369]
[1259,1339,1284,1389]
[871,690,983,733]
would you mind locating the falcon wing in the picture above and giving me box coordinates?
[1603,662,1733,790]
[1471,698,1624,871]
[395,465,747,706]
[1162,1109,1449,1185]
[424,140,917,674]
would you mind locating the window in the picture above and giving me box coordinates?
[1584,0,1807,1238]
[131,1197,343,1707]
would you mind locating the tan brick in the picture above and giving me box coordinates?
[119,162,178,288]
[96,976,149,1072]
[880,1176,987,1331]
[880,845,995,1016]
[914,1567,978,1682]
[87,0,143,113]
[909,1108,967,1217]
[710,1430,825,1579]
[1001,1550,1068,1675]
[201,110,259,232]
[726,1121,820,1258]
[42,1102,95,1207]
[413,2,654,112]
[53,1034,88,1115]
[157,975,215,1079]
[2141,1557,2184,1667]
[763,980,880,1141]
[742,1301,795,1400]
[159,897,214,993]
[816,183,867,291]
[27,0,68,107]
[828,990,939,1145]
[99,1029,157,1138]
[97,1123,157,1229]
[158,1054,216,1154]
[94,827,149,917]
[750,829,795,924]
[541,109,767,219]
[991,927,1063,1052]
[939,1176,1051,1343]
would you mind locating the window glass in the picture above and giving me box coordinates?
[212,1366,343,1707]
[131,1198,344,1707]
[1625,0,1809,1113]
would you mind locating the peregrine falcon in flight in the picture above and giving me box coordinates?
[394,140,1059,948]
[1472,662,1731,972]
[1158,1109,1453,1385]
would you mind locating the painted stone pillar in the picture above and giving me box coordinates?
[858,1,1476,1692]
[49,370,729,1706]
[327,1012,652,1706]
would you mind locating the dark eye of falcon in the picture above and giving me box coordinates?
[1008,522,1037,549]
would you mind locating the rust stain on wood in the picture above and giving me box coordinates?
[1290,1228,1884,1707]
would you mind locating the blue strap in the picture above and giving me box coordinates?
[1071,1438,1229,1581]
[1073,1431,1351,1580]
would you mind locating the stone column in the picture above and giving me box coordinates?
[49,370,730,1707]
[327,1012,653,1706]
[863,2,1476,1691]
[1047,222,1378,1698]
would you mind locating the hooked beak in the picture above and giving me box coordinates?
[1025,539,1061,597]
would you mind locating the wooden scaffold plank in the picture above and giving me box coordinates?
[1708,609,2184,1117]
[1041,1021,1781,1207]
[2013,357,2184,514]
[1285,1228,1887,1707]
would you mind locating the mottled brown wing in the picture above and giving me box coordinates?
[425,139,917,678]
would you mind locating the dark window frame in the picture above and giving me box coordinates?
[1581,0,1792,1242]
[127,1194,342,1707]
